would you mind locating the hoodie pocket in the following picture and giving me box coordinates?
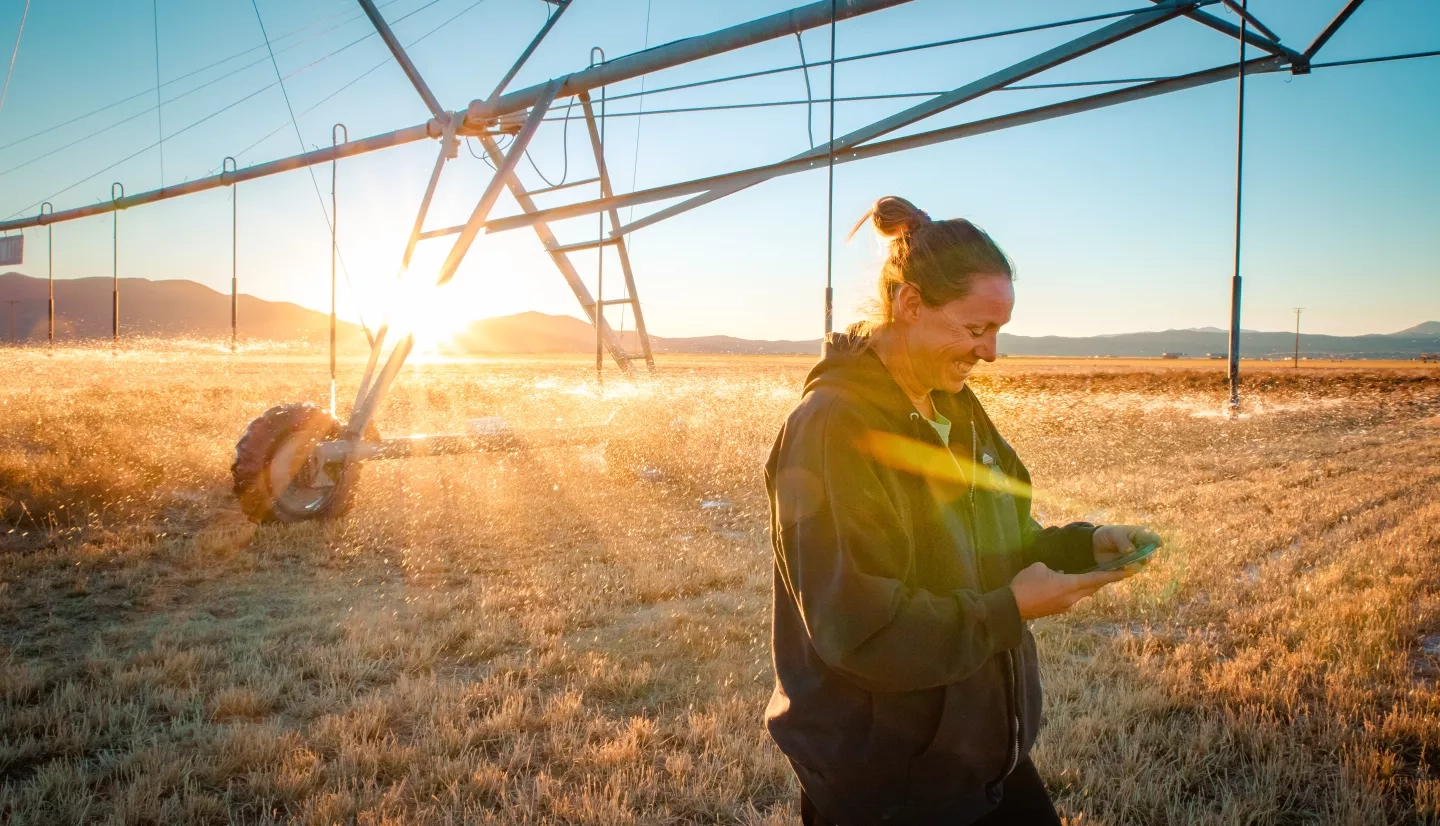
[906,656,1012,804]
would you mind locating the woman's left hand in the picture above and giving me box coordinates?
[1092,524,1163,570]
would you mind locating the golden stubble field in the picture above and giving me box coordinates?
[1,345,1438,825]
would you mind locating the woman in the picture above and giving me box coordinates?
[765,196,1161,825]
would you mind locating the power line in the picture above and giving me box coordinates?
[3,0,446,217]
[0,3,428,183]
[0,0,399,156]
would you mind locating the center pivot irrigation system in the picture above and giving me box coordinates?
[0,0,1431,523]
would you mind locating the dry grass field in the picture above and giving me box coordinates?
[1,344,1438,825]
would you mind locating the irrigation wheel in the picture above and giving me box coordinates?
[231,403,378,524]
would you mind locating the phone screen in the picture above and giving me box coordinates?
[1088,541,1160,573]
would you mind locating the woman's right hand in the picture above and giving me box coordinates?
[1009,562,1131,621]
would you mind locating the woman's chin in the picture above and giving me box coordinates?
[938,365,973,392]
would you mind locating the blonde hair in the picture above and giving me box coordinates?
[847,195,1013,329]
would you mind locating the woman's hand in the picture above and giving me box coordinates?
[1009,562,1130,621]
[1092,524,1163,572]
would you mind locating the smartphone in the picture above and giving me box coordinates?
[1087,541,1161,573]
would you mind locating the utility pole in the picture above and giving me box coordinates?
[1293,307,1303,368]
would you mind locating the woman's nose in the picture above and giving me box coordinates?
[975,332,999,362]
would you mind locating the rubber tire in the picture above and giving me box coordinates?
[231,403,378,524]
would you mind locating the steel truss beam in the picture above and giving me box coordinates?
[0,0,1410,468]
[463,0,917,128]
[0,0,915,235]
[357,0,445,118]
[1148,0,1305,64]
[1306,0,1366,59]
[0,0,1407,387]
[620,0,1197,235]
[1,0,1412,236]
[477,55,1290,237]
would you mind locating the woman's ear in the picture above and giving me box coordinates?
[892,281,923,324]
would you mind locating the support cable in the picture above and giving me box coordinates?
[598,4,1186,107]
[626,0,654,225]
[597,83,606,385]
[249,0,369,340]
[545,78,1184,122]
[795,33,815,148]
[1227,0,1248,409]
[152,0,164,187]
[524,96,574,187]
[209,0,489,173]
[823,0,836,336]
[1312,49,1440,69]
[546,47,1440,123]
[0,0,30,125]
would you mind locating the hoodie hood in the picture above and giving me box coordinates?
[806,330,909,418]
[808,329,974,426]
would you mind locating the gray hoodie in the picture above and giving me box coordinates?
[764,331,1097,824]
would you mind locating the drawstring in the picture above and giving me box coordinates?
[970,418,978,513]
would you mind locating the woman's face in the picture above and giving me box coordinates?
[898,274,1014,393]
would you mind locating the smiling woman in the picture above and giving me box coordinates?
[849,196,1015,415]
[765,194,1160,826]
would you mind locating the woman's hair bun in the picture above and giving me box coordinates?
[848,195,930,241]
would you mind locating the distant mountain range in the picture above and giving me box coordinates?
[0,272,366,343]
[1,273,1436,359]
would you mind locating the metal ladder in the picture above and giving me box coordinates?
[469,91,654,372]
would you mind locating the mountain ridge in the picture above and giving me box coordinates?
[1,273,1435,358]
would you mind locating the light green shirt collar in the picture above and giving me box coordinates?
[923,409,951,446]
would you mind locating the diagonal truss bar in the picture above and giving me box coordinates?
[1306,0,1366,59]
[620,0,1194,236]
[487,0,573,102]
[1148,0,1304,62]
[1219,0,1280,43]
[435,79,562,286]
[578,91,653,368]
[357,0,445,119]
[464,0,916,126]
[480,56,1290,237]
[402,115,459,272]
[476,132,635,371]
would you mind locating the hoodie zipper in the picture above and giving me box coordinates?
[915,408,1023,786]
[972,415,1021,785]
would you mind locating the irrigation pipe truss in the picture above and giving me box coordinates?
[0,0,1431,236]
[0,0,1429,419]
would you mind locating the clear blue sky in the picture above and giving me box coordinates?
[0,0,1436,340]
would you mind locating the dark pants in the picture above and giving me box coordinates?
[798,757,1063,826]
